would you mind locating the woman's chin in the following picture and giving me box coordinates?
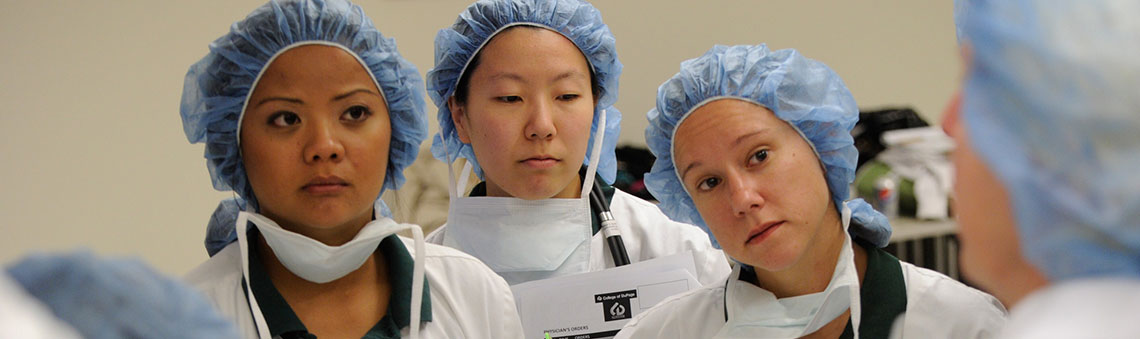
[510,190,560,200]
[737,248,800,273]
[503,183,575,200]
[276,209,371,234]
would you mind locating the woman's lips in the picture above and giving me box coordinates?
[303,177,349,195]
[746,221,784,245]
[521,157,559,169]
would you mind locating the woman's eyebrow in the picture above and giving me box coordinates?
[733,129,769,147]
[680,128,771,179]
[551,70,588,83]
[333,88,379,102]
[681,161,703,181]
[255,96,303,108]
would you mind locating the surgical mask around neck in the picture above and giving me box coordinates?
[716,205,861,338]
[241,211,399,284]
[442,109,607,285]
[235,206,429,339]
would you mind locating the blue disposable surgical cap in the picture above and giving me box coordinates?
[180,0,427,211]
[957,0,1140,280]
[205,197,243,257]
[427,0,622,184]
[644,44,891,248]
[7,251,239,338]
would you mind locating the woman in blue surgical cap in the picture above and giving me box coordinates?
[949,0,1140,337]
[423,0,729,286]
[616,45,1005,339]
[179,0,523,337]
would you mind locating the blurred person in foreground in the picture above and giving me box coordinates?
[948,0,1140,337]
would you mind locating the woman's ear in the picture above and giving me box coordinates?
[448,96,472,143]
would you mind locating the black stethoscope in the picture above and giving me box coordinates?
[589,176,631,266]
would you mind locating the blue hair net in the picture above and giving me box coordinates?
[644,44,891,248]
[957,0,1140,280]
[426,0,622,184]
[6,251,239,339]
[180,0,427,211]
[205,197,243,257]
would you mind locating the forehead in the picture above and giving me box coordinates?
[471,26,590,78]
[673,98,808,162]
[675,98,795,144]
[253,44,378,94]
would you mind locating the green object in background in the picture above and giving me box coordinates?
[854,160,918,218]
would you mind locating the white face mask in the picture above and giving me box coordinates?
[715,206,862,339]
[443,109,607,285]
[242,211,400,284]
[234,203,428,339]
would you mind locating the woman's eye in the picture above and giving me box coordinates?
[697,177,721,191]
[750,149,769,164]
[342,105,371,122]
[496,96,522,103]
[556,94,580,101]
[269,112,300,127]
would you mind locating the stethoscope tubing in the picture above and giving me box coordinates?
[591,177,631,266]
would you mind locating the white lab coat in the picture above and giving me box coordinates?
[887,264,1006,338]
[997,278,1140,338]
[184,237,525,338]
[616,243,1006,338]
[426,189,732,286]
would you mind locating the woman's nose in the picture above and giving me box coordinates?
[728,174,765,217]
[303,122,344,163]
[525,100,556,140]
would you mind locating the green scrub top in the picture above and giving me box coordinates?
[245,229,432,339]
[840,238,907,339]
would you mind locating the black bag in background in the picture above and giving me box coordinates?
[614,145,658,202]
[852,107,930,170]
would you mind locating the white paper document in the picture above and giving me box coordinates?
[510,252,701,339]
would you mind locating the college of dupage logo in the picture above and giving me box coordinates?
[594,289,637,322]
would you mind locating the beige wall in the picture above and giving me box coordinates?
[0,0,959,274]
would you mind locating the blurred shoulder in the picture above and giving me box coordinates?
[1000,279,1140,338]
